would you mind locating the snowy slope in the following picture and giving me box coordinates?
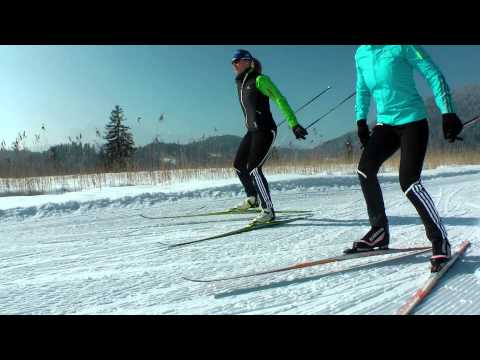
[0,165,479,314]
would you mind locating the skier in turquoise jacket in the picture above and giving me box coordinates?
[346,45,464,273]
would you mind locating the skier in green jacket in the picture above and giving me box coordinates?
[230,49,308,224]
[346,45,464,273]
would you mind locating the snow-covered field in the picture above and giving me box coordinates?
[1,165,479,314]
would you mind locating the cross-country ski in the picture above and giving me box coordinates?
[140,208,312,220]
[183,246,432,283]
[396,240,471,315]
[161,216,310,249]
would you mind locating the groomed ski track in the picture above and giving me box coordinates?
[1,166,479,314]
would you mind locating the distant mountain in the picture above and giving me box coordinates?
[425,84,480,151]
[134,135,244,167]
[134,134,309,167]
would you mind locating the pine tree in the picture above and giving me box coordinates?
[104,105,135,170]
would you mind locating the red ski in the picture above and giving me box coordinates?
[396,240,471,315]
[183,246,431,283]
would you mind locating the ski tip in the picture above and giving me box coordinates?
[141,214,164,220]
[157,242,179,250]
[460,240,472,248]
[182,276,209,283]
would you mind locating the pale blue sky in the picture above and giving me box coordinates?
[1,45,480,151]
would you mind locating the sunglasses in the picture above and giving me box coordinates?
[232,58,251,65]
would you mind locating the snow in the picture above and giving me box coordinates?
[0,164,479,314]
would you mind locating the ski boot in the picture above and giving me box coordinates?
[229,196,259,212]
[250,208,275,225]
[430,239,451,273]
[344,226,390,254]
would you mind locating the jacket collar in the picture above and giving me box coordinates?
[235,67,256,82]
[363,45,385,50]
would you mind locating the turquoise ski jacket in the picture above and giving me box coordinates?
[355,45,455,126]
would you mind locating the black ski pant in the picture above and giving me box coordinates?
[233,129,277,210]
[357,120,450,256]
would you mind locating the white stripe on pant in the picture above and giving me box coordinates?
[251,168,273,209]
[407,181,448,242]
[249,129,277,210]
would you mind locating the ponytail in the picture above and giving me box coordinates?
[251,58,262,74]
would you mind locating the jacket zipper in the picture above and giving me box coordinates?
[240,69,253,129]
[372,49,378,112]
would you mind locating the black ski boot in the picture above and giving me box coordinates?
[344,226,390,254]
[430,239,451,273]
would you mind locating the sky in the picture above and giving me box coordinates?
[1,45,480,151]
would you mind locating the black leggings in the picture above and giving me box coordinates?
[234,130,277,210]
[357,120,449,252]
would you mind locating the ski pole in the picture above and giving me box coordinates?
[277,86,332,127]
[305,91,356,130]
[452,115,480,142]
[463,115,480,128]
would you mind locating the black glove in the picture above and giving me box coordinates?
[357,119,370,148]
[442,113,464,143]
[292,124,308,140]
